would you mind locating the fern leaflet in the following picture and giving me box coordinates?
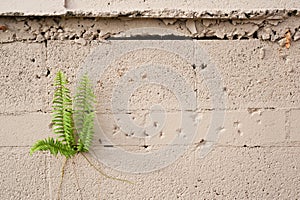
[52,71,75,149]
[74,74,96,152]
[30,138,76,158]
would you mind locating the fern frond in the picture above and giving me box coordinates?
[74,74,96,152]
[52,71,75,148]
[30,138,76,158]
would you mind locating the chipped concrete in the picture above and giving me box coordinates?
[0,0,299,19]
[0,16,300,45]
[0,3,300,199]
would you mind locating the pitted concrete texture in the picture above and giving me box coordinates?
[195,40,300,109]
[0,41,91,114]
[0,14,300,199]
[2,39,299,114]
[0,43,47,114]
[191,147,300,199]
[194,110,287,147]
[0,147,49,199]
[31,146,300,199]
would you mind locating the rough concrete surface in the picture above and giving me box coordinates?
[1,16,300,44]
[0,147,49,199]
[0,0,299,19]
[0,5,300,200]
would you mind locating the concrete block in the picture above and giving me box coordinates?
[45,40,92,112]
[87,40,195,113]
[192,146,300,199]
[0,42,48,114]
[0,113,52,146]
[0,147,49,200]
[0,41,92,113]
[97,148,195,199]
[46,40,91,83]
[48,147,195,199]
[95,111,201,149]
[94,113,144,149]
[195,40,300,109]
[47,153,133,200]
[218,109,286,146]
[194,109,286,147]
[290,109,300,141]
[92,110,197,173]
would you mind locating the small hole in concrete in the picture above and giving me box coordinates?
[31,58,35,62]
[46,69,50,77]
[159,131,164,138]
[200,64,207,69]
[253,31,258,39]
[142,74,147,79]
[144,131,149,136]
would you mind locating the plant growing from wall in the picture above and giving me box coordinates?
[30,71,131,199]
[30,71,95,157]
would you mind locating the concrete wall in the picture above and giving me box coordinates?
[0,2,300,199]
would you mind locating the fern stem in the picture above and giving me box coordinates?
[57,157,68,200]
[72,158,83,200]
[80,153,133,184]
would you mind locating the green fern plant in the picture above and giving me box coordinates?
[30,71,131,198]
[30,71,95,158]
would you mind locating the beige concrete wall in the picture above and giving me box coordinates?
[0,4,300,200]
